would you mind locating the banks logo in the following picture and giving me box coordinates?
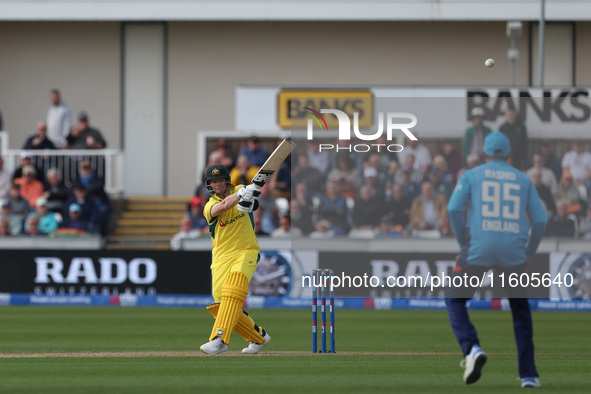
[306,108,418,153]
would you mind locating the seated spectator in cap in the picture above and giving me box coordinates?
[61,203,88,233]
[361,166,384,200]
[185,196,208,232]
[43,168,69,213]
[0,201,23,235]
[238,136,268,167]
[428,168,453,200]
[0,156,11,200]
[546,200,577,237]
[271,215,302,238]
[67,112,107,149]
[394,154,424,186]
[24,215,44,236]
[374,215,402,238]
[0,218,11,236]
[395,166,421,202]
[352,185,381,230]
[7,184,30,220]
[409,181,449,234]
[170,216,200,250]
[309,219,336,239]
[527,153,558,194]
[74,160,110,236]
[12,151,44,183]
[456,153,479,181]
[290,199,314,235]
[23,121,56,151]
[25,197,58,235]
[229,155,259,186]
[63,184,99,234]
[14,165,44,207]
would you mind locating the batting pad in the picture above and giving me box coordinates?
[206,304,265,344]
[209,271,249,344]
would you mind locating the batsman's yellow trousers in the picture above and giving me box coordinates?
[211,250,260,303]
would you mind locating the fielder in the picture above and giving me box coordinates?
[199,164,271,355]
[446,132,547,388]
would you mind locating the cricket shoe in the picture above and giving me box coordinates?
[460,344,487,384]
[521,377,541,388]
[242,329,271,354]
[200,337,228,355]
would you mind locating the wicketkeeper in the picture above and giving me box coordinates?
[199,164,271,355]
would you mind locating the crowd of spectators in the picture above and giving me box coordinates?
[0,89,110,238]
[180,107,591,243]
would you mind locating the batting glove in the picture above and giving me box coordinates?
[237,186,254,201]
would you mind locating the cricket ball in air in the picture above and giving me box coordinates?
[485,58,495,68]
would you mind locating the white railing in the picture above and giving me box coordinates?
[0,131,124,194]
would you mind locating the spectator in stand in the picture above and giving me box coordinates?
[271,215,302,238]
[579,207,591,239]
[309,219,336,239]
[409,180,449,234]
[307,141,330,174]
[427,168,453,200]
[546,200,577,237]
[527,153,558,194]
[499,107,528,170]
[555,170,583,215]
[292,153,324,197]
[361,166,384,200]
[327,154,361,199]
[7,184,30,220]
[456,153,480,181]
[462,107,491,163]
[290,199,314,235]
[374,215,402,238]
[230,155,259,186]
[0,201,23,235]
[238,136,268,167]
[0,157,11,200]
[24,215,44,236]
[63,184,99,234]
[531,169,556,218]
[539,141,562,183]
[61,203,88,232]
[67,112,107,149]
[170,216,200,250]
[74,160,110,236]
[561,140,591,199]
[46,89,71,148]
[432,155,455,185]
[256,185,279,234]
[215,139,235,171]
[185,196,208,232]
[43,168,69,214]
[268,155,291,199]
[23,121,56,150]
[317,180,349,235]
[14,165,44,207]
[364,152,390,190]
[351,184,381,230]
[253,208,270,237]
[394,154,424,186]
[385,184,411,234]
[331,139,363,173]
[0,218,11,236]
[25,197,58,235]
[437,140,463,181]
[398,167,421,201]
[398,133,432,174]
[12,151,44,183]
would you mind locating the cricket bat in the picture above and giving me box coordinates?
[251,138,296,188]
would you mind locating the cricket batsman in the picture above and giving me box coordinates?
[199,164,271,355]
[445,132,547,388]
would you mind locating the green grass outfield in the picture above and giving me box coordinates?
[0,307,590,393]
